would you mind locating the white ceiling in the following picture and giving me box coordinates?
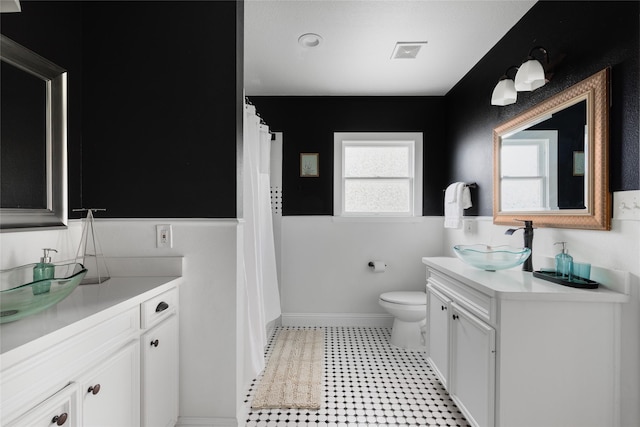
[244,0,537,96]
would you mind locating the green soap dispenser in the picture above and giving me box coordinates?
[33,249,58,295]
[554,242,573,278]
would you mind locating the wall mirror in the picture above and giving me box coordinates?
[0,34,68,230]
[493,68,610,230]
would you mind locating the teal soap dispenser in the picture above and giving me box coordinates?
[33,248,58,296]
[554,242,573,278]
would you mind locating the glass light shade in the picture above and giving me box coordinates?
[514,59,546,91]
[491,78,517,106]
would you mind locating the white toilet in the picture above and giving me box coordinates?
[378,291,427,350]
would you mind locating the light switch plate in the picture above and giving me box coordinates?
[463,219,477,233]
[613,190,640,221]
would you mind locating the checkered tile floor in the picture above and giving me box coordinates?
[244,326,470,426]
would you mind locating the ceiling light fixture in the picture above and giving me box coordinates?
[514,46,549,92]
[491,46,559,106]
[391,42,428,60]
[298,33,323,48]
[491,65,519,106]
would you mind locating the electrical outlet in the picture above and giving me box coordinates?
[156,224,173,248]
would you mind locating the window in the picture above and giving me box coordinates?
[500,130,558,211]
[334,132,423,217]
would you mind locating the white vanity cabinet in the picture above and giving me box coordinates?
[426,272,496,427]
[6,382,80,427]
[448,303,495,427]
[140,288,179,427]
[426,286,451,388]
[0,276,180,427]
[423,257,629,427]
[80,341,140,426]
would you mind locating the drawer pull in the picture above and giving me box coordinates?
[52,413,68,425]
[151,339,160,347]
[88,384,101,395]
[155,301,169,312]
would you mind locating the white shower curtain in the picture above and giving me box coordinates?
[243,103,282,377]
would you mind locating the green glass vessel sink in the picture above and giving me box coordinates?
[0,262,87,323]
[453,244,531,271]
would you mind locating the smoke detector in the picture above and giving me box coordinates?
[298,33,323,48]
[391,42,428,59]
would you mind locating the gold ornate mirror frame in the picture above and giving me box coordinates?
[493,68,610,230]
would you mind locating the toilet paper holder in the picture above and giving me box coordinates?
[368,261,387,272]
[368,261,386,267]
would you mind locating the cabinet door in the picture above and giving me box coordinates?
[141,314,179,427]
[7,382,79,427]
[450,303,495,427]
[81,341,140,427]
[426,285,451,388]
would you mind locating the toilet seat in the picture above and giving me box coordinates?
[379,291,426,306]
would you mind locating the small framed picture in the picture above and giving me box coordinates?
[573,151,585,176]
[300,153,319,177]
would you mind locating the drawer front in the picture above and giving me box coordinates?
[427,269,493,324]
[141,288,178,329]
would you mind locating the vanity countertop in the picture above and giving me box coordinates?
[0,275,180,367]
[423,257,629,303]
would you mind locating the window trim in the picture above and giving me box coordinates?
[333,132,423,217]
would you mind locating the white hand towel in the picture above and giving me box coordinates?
[462,185,472,209]
[444,182,471,229]
[445,182,461,204]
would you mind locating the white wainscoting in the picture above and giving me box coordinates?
[279,216,444,318]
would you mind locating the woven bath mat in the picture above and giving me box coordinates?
[251,329,324,409]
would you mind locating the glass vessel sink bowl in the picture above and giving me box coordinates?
[0,262,87,323]
[453,244,531,271]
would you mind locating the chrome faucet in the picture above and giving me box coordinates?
[505,219,534,272]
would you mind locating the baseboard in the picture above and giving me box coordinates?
[281,312,393,327]
[176,416,238,427]
[266,316,282,339]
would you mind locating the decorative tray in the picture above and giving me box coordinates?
[533,270,599,289]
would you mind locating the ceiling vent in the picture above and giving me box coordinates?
[391,42,428,59]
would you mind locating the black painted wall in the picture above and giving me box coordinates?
[1,0,240,219]
[251,2,638,218]
[446,0,639,216]
[81,1,239,218]
[3,1,637,220]
[249,97,448,216]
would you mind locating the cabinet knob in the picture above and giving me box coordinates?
[441,305,447,311]
[151,339,160,347]
[88,384,101,395]
[155,301,169,312]
[52,413,68,425]
[452,314,459,320]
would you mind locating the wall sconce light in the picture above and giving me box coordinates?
[514,46,549,91]
[491,66,519,106]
